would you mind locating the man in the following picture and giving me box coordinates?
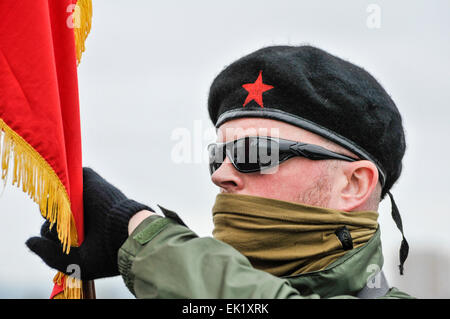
[27,45,412,298]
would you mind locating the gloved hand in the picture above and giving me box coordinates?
[26,167,153,280]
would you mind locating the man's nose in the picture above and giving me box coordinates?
[210,157,244,192]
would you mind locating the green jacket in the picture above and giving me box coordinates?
[118,206,413,299]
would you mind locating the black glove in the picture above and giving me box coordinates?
[26,167,153,280]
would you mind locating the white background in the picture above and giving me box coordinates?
[0,0,449,298]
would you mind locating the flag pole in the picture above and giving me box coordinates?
[83,280,96,299]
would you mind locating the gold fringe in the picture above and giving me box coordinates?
[0,119,83,298]
[73,0,92,65]
[53,272,83,299]
[0,119,78,253]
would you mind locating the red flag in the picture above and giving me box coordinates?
[0,0,92,298]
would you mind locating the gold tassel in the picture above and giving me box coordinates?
[53,272,83,299]
[73,0,92,65]
[1,119,83,299]
[1,119,78,253]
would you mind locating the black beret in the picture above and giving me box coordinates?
[208,45,406,198]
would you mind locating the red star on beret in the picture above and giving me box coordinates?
[242,71,274,108]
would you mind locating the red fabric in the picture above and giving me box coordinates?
[50,280,65,299]
[0,0,84,297]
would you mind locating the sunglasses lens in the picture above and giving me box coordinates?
[232,137,279,172]
[257,138,277,167]
[208,137,282,175]
[231,137,257,172]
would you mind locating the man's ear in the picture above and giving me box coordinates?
[338,160,379,211]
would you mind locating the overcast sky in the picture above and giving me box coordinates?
[1,0,449,298]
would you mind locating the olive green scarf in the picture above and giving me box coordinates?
[212,193,378,277]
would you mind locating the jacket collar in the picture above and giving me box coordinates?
[282,227,384,297]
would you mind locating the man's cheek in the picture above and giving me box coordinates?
[257,176,298,200]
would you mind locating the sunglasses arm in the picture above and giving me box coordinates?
[289,143,358,162]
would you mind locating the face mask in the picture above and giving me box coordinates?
[212,193,378,277]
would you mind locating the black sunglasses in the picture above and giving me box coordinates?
[207,136,359,175]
